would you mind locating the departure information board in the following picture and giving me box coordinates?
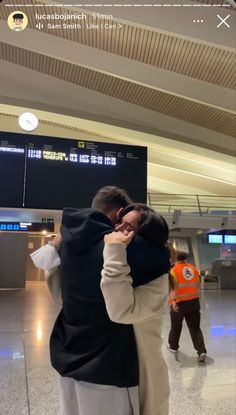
[0,131,147,209]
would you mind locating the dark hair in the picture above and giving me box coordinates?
[176,251,188,261]
[119,203,169,246]
[13,13,24,19]
[91,186,133,214]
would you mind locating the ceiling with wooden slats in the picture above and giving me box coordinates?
[0,0,235,199]
[0,42,235,136]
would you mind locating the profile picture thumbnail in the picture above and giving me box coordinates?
[7,11,28,31]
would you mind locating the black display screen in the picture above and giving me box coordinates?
[0,134,26,208]
[0,131,147,209]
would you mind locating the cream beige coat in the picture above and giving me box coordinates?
[101,243,170,415]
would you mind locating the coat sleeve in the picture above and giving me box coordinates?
[101,243,168,324]
[45,268,62,306]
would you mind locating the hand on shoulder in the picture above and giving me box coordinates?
[104,231,134,245]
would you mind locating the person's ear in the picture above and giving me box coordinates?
[116,207,123,223]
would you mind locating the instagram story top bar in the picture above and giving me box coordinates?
[2,0,235,49]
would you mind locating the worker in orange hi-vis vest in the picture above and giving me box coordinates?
[168,251,207,363]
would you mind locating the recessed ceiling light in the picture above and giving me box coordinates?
[18,112,38,132]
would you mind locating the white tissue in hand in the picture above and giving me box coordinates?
[30,244,61,270]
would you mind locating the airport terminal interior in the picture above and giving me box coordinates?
[0,0,236,414]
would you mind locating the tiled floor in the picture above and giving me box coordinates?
[0,282,235,415]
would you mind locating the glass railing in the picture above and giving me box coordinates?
[147,193,236,216]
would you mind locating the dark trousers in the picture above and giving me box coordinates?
[168,298,207,355]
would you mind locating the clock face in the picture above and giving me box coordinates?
[18,112,38,132]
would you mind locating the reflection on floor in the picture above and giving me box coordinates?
[0,282,235,415]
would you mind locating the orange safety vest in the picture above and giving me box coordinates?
[169,262,200,304]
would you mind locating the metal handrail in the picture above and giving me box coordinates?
[147,193,236,216]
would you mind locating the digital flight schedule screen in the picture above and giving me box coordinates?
[0,133,26,208]
[0,131,147,210]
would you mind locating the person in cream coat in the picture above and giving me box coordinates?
[101,227,170,415]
